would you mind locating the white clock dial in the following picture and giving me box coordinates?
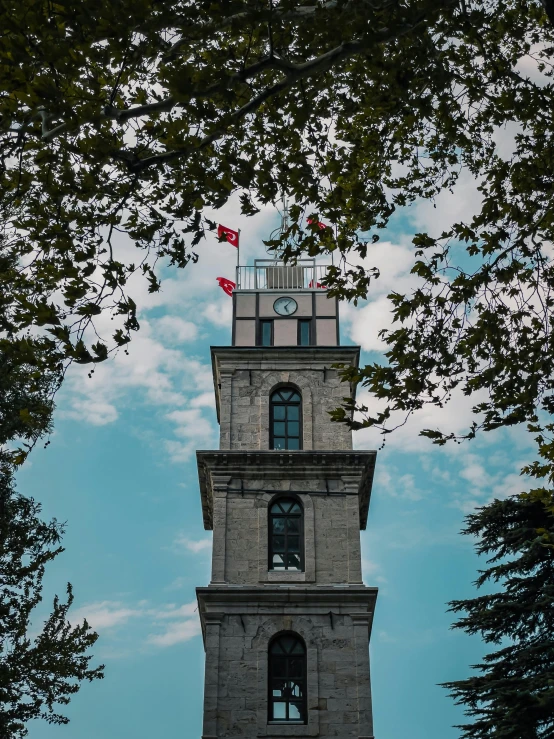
[273,297,298,316]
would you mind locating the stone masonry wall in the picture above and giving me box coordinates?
[218,365,353,452]
[209,608,373,738]
[218,483,363,586]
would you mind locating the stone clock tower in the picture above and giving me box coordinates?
[196,259,378,738]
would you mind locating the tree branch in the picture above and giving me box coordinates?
[165,1,343,59]
[38,1,452,168]
[129,18,433,173]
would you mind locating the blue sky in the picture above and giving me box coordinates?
[20,185,535,739]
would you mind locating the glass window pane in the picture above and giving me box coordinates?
[289,392,301,401]
[274,438,286,449]
[272,535,285,552]
[261,321,273,346]
[287,421,299,437]
[272,554,285,568]
[287,405,299,420]
[273,405,286,420]
[289,703,302,721]
[287,536,299,552]
[287,438,299,450]
[299,320,311,346]
[272,659,287,677]
[287,518,300,533]
[272,702,286,720]
[281,637,296,653]
[273,421,286,436]
[270,641,285,654]
[280,390,292,401]
[289,503,301,513]
[290,681,303,698]
[287,553,302,569]
[272,517,285,533]
[289,658,304,676]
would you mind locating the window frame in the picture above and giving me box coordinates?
[268,496,305,572]
[267,632,308,725]
[297,319,312,346]
[269,387,302,450]
[259,319,274,346]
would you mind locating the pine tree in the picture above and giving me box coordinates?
[442,483,554,738]
[0,293,103,736]
[0,455,104,737]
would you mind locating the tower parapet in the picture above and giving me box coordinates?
[233,259,338,348]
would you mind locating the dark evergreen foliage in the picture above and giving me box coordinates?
[0,458,104,738]
[0,243,103,736]
[442,489,554,738]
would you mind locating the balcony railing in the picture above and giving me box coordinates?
[236,259,328,290]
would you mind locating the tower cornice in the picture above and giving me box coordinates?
[196,449,376,532]
[210,344,361,423]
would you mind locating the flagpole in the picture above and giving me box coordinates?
[237,228,241,286]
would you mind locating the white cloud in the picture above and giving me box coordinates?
[408,167,483,236]
[154,315,198,343]
[152,602,198,619]
[164,439,198,464]
[167,409,213,439]
[71,599,202,650]
[58,318,216,463]
[459,454,494,488]
[146,617,201,647]
[204,297,233,327]
[55,194,279,463]
[352,383,490,455]
[61,398,118,426]
[146,601,201,647]
[164,407,216,462]
[374,465,426,501]
[71,601,142,630]
[361,558,387,585]
[345,296,393,352]
[451,456,532,514]
[173,535,212,553]
[191,391,216,409]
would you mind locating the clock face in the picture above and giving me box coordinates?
[273,297,298,316]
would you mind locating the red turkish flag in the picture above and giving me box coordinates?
[216,277,236,296]
[307,217,330,230]
[217,224,239,247]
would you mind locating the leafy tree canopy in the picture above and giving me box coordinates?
[3,3,554,735]
[1,0,554,447]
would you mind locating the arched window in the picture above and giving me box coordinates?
[270,388,302,450]
[269,498,303,571]
[268,633,307,723]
